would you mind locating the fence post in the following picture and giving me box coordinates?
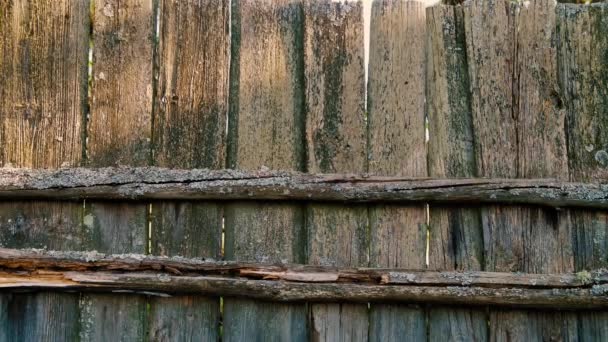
[303,1,369,340]
[464,0,576,339]
[148,0,230,340]
[558,3,608,339]
[426,4,487,341]
[0,1,90,340]
[368,1,428,340]
[82,0,154,339]
[224,0,308,340]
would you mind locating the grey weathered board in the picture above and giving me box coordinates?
[558,3,608,340]
[426,4,486,341]
[367,1,428,340]
[82,0,154,340]
[464,0,577,339]
[224,0,308,340]
[0,0,89,340]
[304,1,368,340]
[149,0,229,340]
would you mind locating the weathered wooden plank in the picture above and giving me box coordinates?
[83,0,154,340]
[464,0,576,339]
[0,0,89,339]
[2,270,608,309]
[2,248,608,289]
[149,0,228,339]
[3,168,608,209]
[89,0,153,166]
[426,4,486,341]
[0,1,88,168]
[224,0,308,340]
[153,0,229,168]
[557,3,608,340]
[368,1,427,340]
[304,1,368,340]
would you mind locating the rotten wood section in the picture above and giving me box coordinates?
[1,167,607,208]
[0,249,607,309]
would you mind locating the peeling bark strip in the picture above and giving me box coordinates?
[0,248,607,289]
[0,249,607,309]
[1,271,608,309]
[1,167,607,208]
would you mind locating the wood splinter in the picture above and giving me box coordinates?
[0,248,606,309]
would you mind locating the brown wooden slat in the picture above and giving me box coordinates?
[1,248,607,289]
[303,2,368,339]
[224,0,308,340]
[426,4,486,341]
[2,167,608,209]
[368,1,427,340]
[148,0,229,339]
[0,270,607,309]
[83,0,154,340]
[558,3,608,340]
[464,0,577,339]
[0,0,89,339]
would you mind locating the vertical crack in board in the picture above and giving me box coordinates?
[558,3,608,340]
[82,0,154,340]
[304,1,369,340]
[224,0,308,341]
[0,0,89,340]
[367,1,427,340]
[464,0,577,339]
[426,4,487,341]
[148,0,229,340]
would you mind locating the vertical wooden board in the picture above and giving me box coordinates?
[0,0,89,339]
[304,1,369,340]
[0,0,88,168]
[79,203,148,341]
[83,0,154,340]
[557,3,608,339]
[149,296,220,341]
[488,309,579,342]
[89,0,153,166]
[367,1,427,340]
[304,0,367,173]
[426,5,486,341]
[153,0,229,168]
[224,0,308,341]
[463,0,574,339]
[368,305,425,342]
[6,292,81,342]
[428,307,486,342]
[149,0,229,339]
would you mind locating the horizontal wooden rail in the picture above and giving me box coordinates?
[1,167,607,208]
[0,248,606,309]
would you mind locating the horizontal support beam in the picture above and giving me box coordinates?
[1,167,607,208]
[0,249,606,309]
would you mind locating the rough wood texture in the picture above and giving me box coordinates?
[3,167,608,209]
[84,0,154,340]
[225,0,307,340]
[558,3,608,339]
[426,5,486,341]
[3,270,607,309]
[304,2,368,339]
[1,248,607,289]
[368,1,427,340]
[153,0,229,168]
[0,1,89,168]
[0,0,89,339]
[149,0,229,339]
[464,0,575,339]
[89,0,153,166]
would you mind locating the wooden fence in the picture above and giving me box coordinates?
[0,0,607,340]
